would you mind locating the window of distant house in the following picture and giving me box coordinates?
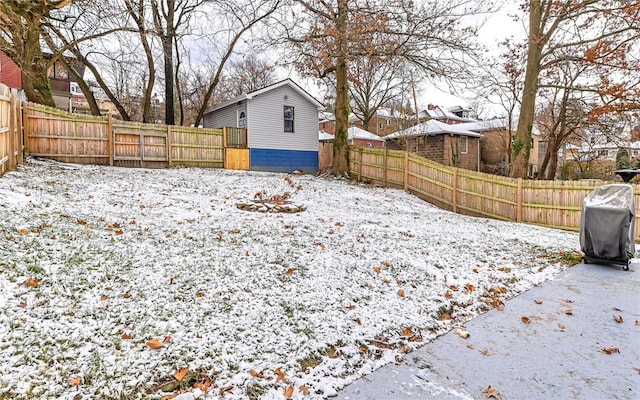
[284,106,294,132]
[238,111,246,128]
[378,122,383,130]
[598,149,608,157]
[386,119,391,125]
[460,136,468,153]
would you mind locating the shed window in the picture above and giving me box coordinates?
[460,136,468,154]
[284,106,294,132]
[237,111,246,128]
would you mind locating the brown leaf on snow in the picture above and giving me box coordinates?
[19,228,30,235]
[285,268,294,275]
[444,291,453,299]
[68,376,81,386]
[612,307,622,311]
[173,367,189,381]
[636,321,640,326]
[565,308,574,315]
[121,333,133,340]
[397,289,406,297]
[299,385,310,395]
[480,348,491,356]
[275,367,286,383]
[602,347,620,354]
[464,283,476,293]
[352,317,362,325]
[381,278,391,284]
[534,299,543,304]
[455,328,470,339]
[614,315,624,323]
[24,278,39,288]
[449,285,458,291]
[484,385,500,399]
[163,335,173,343]
[284,384,294,398]
[250,370,265,379]
[100,294,108,301]
[466,343,474,349]
[521,316,531,324]
[147,339,164,349]
[193,377,212,392]
[373,266,381,273]
[558,324,566,330]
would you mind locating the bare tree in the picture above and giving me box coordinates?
[281,0,491,175]
[0,0,72,106]
[510,0,640,178]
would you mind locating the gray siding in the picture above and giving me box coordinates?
[246,85,318,152]
[203,101,246,129]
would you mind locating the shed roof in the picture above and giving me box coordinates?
[348,126,384,141]
[204,79,325,114]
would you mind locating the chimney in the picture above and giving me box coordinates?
[427,104,435,110]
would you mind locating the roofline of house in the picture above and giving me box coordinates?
[204,78,325,114]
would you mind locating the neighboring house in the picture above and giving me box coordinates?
[0,50,84,111]
[385,119,482,171]
[319,111,336,134]
[348,126,385,148]
[203,79,324,173]
[0,51,22,89]
[418,104,476,125]
[456,118,544,178]
[350,108,414,137]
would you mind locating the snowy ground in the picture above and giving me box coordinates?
[0,159,581,400]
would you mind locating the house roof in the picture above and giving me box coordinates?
[456,118,542,136]
[318,130,334,141]
[205,79,325,114]
[419,105,474,123]
[348,126,385,141]
[385,119,483,139]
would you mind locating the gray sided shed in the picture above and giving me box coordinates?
[203,79,324,173]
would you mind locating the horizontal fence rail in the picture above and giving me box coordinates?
[350,146,640,241]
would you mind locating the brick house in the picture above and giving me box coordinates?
[385,119,482,171]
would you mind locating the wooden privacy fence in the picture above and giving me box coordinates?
[350,147,640,241]
[0,84,24,175]
[24,103,224,168]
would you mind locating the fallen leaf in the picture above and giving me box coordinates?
[484,385,500,399]
[464,283,476,293]
[636,321,640,326]
[163,335,173,343]
[612,307,622,311]
[444,291,453,299]
[381,278,390,284]
[196,291,205,298]
[275,367,286,382]
[534,299,543,304]
[565,308,574,315]
[160,394,177,400]
[346,304,355,310]
[373,266,381,273]
[400,345,411,354]
[115,229,124,235]
[455,328,470,339]
[402,327,413,337]
[68,376,81,386]
[397,289,405,297]
[147,339,164,349]
[602,347,620,354]
[19,228,29,235]
[173,367,189,381]
[121,333,133,340]
[521,316,531,324]
[472,268,479,273]
[285,268,294,275]
[480,348,491,356]
[18,301,27,308]
[24,278,39,288]
[123,292,132,299]
[352,317,361,325]
[193,377,212,392]
[467,343,474,349]
[449,285,458,291]
[299,385,310,395]
[284,384,294,398]
[614,315,624,323]
[558,323,566,330]
[249,370,265,379]
[77,219,87,225]
[100,294,108,301]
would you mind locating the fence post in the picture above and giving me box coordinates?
[8,89,16,170]
[403,151,409,191]
[22,102,29,156]
[16,95,23,164]
[452,168,458,213]
[383,147,388,187]
[517,178,523,222]
[357,147,363,181]
[167,125,173,166]
[223,127,228,169]
[107,114,114,166]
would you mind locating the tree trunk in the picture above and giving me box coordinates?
[332,0,350,176]
[163,35,175,125]
[509,0,544,178]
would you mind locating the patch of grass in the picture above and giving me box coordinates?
[246,382,268,400]
[299,353,323,373]
[559,250,583,266]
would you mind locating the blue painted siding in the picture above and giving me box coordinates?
[250,148,318,173]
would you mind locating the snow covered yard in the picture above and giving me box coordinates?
[0,160,581,400]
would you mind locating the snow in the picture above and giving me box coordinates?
[0,159,580,399]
